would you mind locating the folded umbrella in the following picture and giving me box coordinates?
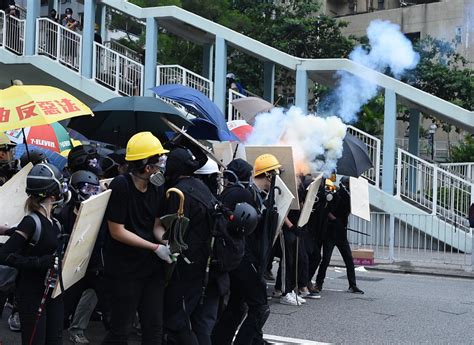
[68,96,192,147]
[336,133,373,177]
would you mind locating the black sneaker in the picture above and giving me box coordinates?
[348,286,364,294]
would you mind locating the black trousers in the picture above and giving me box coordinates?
[212,261,269,345]
[102,274,165,345]
[16,279,63,345]
[307,237,322,287]
[316,233,357,288]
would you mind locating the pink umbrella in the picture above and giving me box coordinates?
[227,120,253,142]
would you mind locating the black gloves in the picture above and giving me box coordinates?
[5,253,56,270]
[290,225,307,237]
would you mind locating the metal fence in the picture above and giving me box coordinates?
[396,148,473,233]
[439,162,474,182]
[2,11,25,55]
[156,65,213,100]
[104,39,142,63]
[347,125,381,187]
[93,42,144,96]
[36,18,81,72]
[348,212,473,266]
[227,89,246,121]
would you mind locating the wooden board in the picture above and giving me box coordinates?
[297,173,323,227]
[52,190,111,298]
[273,175,295,243]
[0,163,33,231]
[211,141,233,167]
[245,146,300,210]
[99,178,113,190]
[350,176,370,221]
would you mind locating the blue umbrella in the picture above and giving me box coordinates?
[14,144,67,170]
[187,118,237,142]
[151,85,238,142]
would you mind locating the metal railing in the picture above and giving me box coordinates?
[156,64,214,100]
[104,39,143,63]
[227,89,246,122]
[36,18,82,72]
[1,11,25,55]
[348,212,472,266]
[93,42,144,96]
[395,137,450,161]
[396,148,473,232]
[347,125,381,187]
[439,162,474,182]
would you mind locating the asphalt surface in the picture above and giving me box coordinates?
[1,265,473,344]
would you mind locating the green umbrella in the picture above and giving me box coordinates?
[161,188,190,254]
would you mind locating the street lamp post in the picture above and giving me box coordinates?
[428,124,437,161]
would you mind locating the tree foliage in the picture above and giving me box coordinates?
[449,135,474,162]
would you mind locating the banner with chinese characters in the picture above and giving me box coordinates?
[0,85,92,131]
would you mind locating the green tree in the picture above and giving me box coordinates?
[450,135,474,162]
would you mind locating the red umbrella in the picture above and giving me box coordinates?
[227,120,253,142]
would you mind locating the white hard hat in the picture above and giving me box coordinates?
[194,158,219,175]
[226,73,235,79]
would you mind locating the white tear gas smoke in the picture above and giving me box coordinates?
[245,107,347,176]
[318,19,420,123]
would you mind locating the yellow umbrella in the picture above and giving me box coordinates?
[0,85,92,131]
[60,139,82,157]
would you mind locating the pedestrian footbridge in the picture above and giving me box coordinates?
[0,1,472,258]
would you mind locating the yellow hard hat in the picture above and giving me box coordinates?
[325,178,336,192]
[254,153,281,177]
[125,132,169,162]
[0,133,16,150]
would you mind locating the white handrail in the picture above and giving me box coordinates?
[347,125,381,187]
[93,42,144,96]
[156,64,214,100]
[439,162,474,182]
[396,148,472,232]
[0,10,5,47]
[2,12,25,55]
[227,89,246,122]
[36,17,82,73]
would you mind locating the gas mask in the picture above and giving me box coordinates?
[67,14,72,19]
[149,155,167,187]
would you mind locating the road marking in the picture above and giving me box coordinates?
[264,334,331,344]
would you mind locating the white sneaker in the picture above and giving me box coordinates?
[290,291,306,304]
[279,293,298,306]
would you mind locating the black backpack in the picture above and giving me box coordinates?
[0,213,44,292]
[175,178,245,273]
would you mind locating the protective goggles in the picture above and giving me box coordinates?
[79,183,101,196]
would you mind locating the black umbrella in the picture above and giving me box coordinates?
[337,133,373,177]
[68,96,192,147]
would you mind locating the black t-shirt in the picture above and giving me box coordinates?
[104,174,165,279]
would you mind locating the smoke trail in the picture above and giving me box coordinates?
[245,107,347,176]
[318,19,420,123]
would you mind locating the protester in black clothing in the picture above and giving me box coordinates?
[315,176,364,294]
[101,132,172,345]
[67,145,101,176]
[193,158,220,196]
[59,170,105,343]
[0,133,19,186]
[20,150,48,168]
[0,163,68,345]
[101,150,128,179]
[212,155,280,345]
[48,9,58,22]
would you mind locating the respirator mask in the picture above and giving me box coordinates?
[149,155,167,187]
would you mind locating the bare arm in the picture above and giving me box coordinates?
[107,221,158,251]
[153,218,167,244]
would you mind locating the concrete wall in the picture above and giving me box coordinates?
[333,0,473,65]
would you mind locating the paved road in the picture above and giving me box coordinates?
[1,266,473,344]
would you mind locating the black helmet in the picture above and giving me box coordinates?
[69,170,101,203]
[225,158,252,183]
[165,148,201,182]
[340,176,350,189]
[26,163,66,198]
[20,150,47,168]
[67,145,98,173]
[65,7,73,15]
[229,202,259,236]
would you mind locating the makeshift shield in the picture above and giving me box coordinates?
[211,141,233,167]
[297,173,323,227]
[349,176,370,221]
[52,190,111,298]
[273,176,295,243]
[245,145,300,210]
[160,188,190,254]
[0,163,33,243]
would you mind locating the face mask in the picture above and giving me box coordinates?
[150,171,165,187]
[67,14,72,18]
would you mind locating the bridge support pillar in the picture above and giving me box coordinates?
[408,109,420,193]
[382,89,397,195]
[96,4,108,43]
[214,36,227,114]
[81,0,96,79]
[263,61,275,104]
[202,43,214,83]
[295,68,308,112]
[25,0,40,56]
[144,17,159,97]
